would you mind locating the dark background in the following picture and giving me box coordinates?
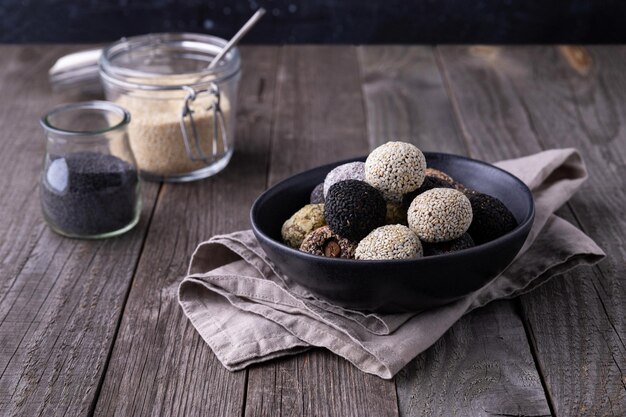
[2,0,626,43]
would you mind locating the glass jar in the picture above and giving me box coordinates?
[99,33,241,182]
[40,101,141,239]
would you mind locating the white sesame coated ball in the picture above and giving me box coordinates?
[355,225,423,260]
[365,141,426,202]
[407,188,473,242]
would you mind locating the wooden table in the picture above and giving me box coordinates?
[1,45,624,417]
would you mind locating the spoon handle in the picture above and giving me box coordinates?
[208,8,266,70]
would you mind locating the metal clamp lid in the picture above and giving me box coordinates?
[180,83,229,165]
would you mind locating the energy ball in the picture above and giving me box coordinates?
[324,179,386,241]
[281,204,326,248]
[310,182,325,204]
[323,161,366,197]
[423,233,475,256]
[365,141,426,202]
[452,181,470,193]
[425,167,470,192]
[385,202,408,225]
[300,225,357,259]
[425,168,455,185]
[407,188,473,242]
[467,192,517,244]
[401,176,455,209]
[355,225,423,260]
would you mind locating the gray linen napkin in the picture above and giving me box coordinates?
[179,149,605,379]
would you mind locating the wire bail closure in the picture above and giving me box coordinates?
[180,83,229,165]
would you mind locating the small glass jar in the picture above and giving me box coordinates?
[40,101,141,239]
[99,33,241,182]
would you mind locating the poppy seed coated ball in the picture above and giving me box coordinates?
[423,233,475,256]
[323,162,366,198]
[324,180,386,241]
[401,176,455,209]
[355,225,423,260]
[407,188,473,243]
[310,182,325,204]
[365,141,426,202]
[467,192,517,244]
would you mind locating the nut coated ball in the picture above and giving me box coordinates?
[281,204,326,248]
[365,141,426,202]
[299,225,357,259]
[425,168,455,185]
[407,188,473,243]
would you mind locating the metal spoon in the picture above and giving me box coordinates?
[207,7,266,70]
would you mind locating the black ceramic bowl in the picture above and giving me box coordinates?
[251,152,534,313]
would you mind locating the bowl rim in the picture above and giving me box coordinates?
[250,152,535,265]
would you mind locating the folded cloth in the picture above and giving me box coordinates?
[179,149,605,379]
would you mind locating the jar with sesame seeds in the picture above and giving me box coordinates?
[99,33,241,182]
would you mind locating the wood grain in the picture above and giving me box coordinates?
[357,46,464,153]
[244,46,399,417]
[437,45,626,416]
[92,46,280,417]
[0,45,160,416]
[358,45,551,417]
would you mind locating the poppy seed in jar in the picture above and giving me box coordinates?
[323,161,366,198]
[467,192,517,244]
[365,141,426,202]
[324,180,386,241]
[300,225,357,259]
[355,225,423,260]
[310,182,325,204]
[407,188,473,242]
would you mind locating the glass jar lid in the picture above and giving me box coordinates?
[99,33,241,90]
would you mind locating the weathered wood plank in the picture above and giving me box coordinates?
[244,46,399,417]
[398,301,552,417]
[358,45,551,417]
[92,46,280,417]
[0,45,160,416]
[357,45,464,153]
[438,45,626,416]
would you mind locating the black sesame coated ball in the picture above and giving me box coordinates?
[324,179,386,241]
[467,193,517,244]
[423,233,474,256]
[401,176,455,209]
[310,182,325,204]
